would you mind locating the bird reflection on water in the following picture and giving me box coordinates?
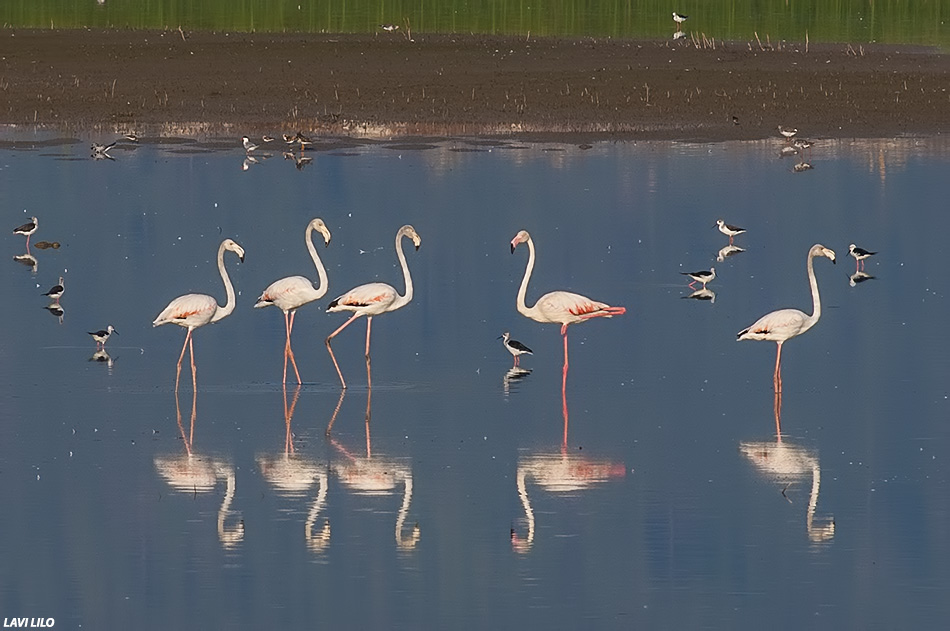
[849,270,875,287]
[154,390,245,549]
[326,388,420,550]
[739,392,835,543]
[256,385,331,553]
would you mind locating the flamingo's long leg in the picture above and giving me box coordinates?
[286,310,301,385]
[774,342,784,393]
[175,329,193,393]
[189,334,197,392]
[325,312,362,389]
[365,316,373,390]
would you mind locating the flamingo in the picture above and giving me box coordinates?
[153,238,245,391]
[13,216,38,248]
[737,244,835,392]
[510,229,625,398]
[325,225,421,389]
[254,218,332,384]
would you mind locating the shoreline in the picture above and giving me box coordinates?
[2,29,949,141]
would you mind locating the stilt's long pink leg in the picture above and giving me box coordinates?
[325,312,362,389]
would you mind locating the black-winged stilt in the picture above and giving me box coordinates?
[848,244,876,271]
[672,12,688,29]
[13,216,38,248]
[778,126,798,141]
[499,332,533,367]
[43,276,65,302]
[715,219,746,244]
[681,267,716,289]
[89,325,118,349]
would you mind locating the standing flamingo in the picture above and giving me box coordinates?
[510,229,626,401]
[737,244,835,392]
[325,225,421,389]
[153,238,245,391]
[254,218,332,384]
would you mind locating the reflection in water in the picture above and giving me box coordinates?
[739,392,835,543]
[716,244,745,262]
[154,390,244,549]
[793,162,814,172]
[326,389,420,550]
[13,253,38,274]
[512,383,625,552]
[44,302,64,324]
[849,270,876,287]
[681,287,716,303]
[502,366,532,396]
[89,349,116,373]
[256,385,332,554]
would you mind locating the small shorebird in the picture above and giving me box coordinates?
[261,135,275,143]
[672,12,688,29]
[498,332,533,367]
[91,141,116,155]
[380,24,400,32]
[848,244,876,271]
[43,276,65,303]
[295,132,314,149]
[681,267,716,289]
[242,136,259,153]
[13,216,38,248]
[716,219,746,244]
[123,133,139,143]
[793,138,813,155]
[282,133,297,144]
[778,126,798,141]
[88,325,118,349]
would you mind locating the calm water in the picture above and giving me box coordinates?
[3,0,950,46]
[1,133,949,629]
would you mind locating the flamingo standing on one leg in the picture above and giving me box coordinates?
[254,218,332,384]
[153,238,245,392]
[737,244,835,393]
[510,229,626,404]
[325,225,421,389]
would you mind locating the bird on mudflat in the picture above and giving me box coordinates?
[498,332,533,368]
[13,217,38,248]
[43,276,65,303]
[88,325,118,349]
[672,12,688,28]
[716,219,746,244]
[242,136,259,153]
[849,244,876,271]
[737,244,836,393]
[681,267,716,289]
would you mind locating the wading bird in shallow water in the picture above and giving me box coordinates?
[498,331,532,368]
[778,126,798,141]
[716,219,745,244]
[13,216,38,248]
[737,244,835,393]
[510,229,625,398]
[242,136,258,153]
[152,239,245,392]
[88,325,118,349]
[325,225,421,389]
[43,276,65,303]
[672,12,688,29]
[255,218,332,384]
[681,267,716,289]
[848,244,876,271]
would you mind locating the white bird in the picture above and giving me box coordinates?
[13,216,38,248]
[43,276,65,303]
[737,244,836,392]
[153,239,245,391]
[672,12,688,28]
[242,136,259,153]
[325,225,421,389]
[510,229,625,390]
[498,331,533,367]
[778,126,798,141]
[715,219,746,244]
[681,267,716,289]
[88,325,118,349]
[848,243,876,271]
[255,218,333,384]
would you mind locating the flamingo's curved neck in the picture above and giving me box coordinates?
[306,225,329,298]
[211,242,237,323]
[390,230,414,311]
[516,236,538,319]
[805,250,822,328]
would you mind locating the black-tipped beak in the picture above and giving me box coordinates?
[496,335,503,340]
[239,254,245,263]
[510,244,516,254]
[415,244,420,251]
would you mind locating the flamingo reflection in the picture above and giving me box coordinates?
[326,389,420,550]
[154,390,245,548]
[511,387,625,553]
[256,385,332,553]
[739,392,835,543]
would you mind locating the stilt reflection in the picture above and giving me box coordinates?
[739,392,835,543]
[511,387,625,553]
[849,270,875,287]
[326,389,420,550]
[154,390,244,549]
[502,366,532,396]
[89,349,116,373]
[256,385,332,554]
